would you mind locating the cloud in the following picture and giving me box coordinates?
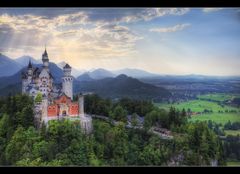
[0,11,143,61]
[150,23,191,33]
[115,8,190,23]
[52,24,142,59]
[0,8,189,65]
[0,8,190,25]
[202,8,223,13]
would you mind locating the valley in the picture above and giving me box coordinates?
[155,93,240,166]
[0,53,240,166]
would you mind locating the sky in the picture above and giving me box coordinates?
[0,8,240,76]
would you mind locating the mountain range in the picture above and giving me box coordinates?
[0,70,171,100]
[15,56,42,66]
[0,62,64,91]
[0,54,23,77]
[1,53,238,100]
[0,54,160,79]
[0,54,171,100]
[76,68,159,80]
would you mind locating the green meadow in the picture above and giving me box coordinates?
[226,161,240,166]
[189,113,240,124]
[155,93,240,124]
[197,93,239,102]
[155,100,239,113]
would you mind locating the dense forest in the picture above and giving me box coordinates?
[0,94,227,166]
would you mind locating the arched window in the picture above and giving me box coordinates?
[62,110,66,116]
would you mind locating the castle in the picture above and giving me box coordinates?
[21,48,92,134]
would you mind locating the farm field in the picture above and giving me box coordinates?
[155,100,239,113]
[197,93,240,102]
[189,113,240,124]
[224,130,240,136]
[226,161,240,166]
[155,93,240,124]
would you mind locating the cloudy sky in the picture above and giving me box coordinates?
[0,8,240,76]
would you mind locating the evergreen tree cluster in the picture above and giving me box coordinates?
[84,94,154,117]
[143,107,187,130]
[224,121,240,130]
[0,94,225,166]
[223,135,240,161]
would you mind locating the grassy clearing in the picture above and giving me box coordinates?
[189,113,240,124]
[227,161,240,166]
[197,93,239,102]
[155,93,240,124]
[155,100,239,113]
[224,130,240,136]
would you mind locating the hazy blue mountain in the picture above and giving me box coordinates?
[57,61,85,78]
[15,56,41,67]
[113,68,159,78]
[48,62,64,83]
[87,68,116,79]
[140,74,240,84]
[0,54,23,77]
[0,82,22,96]
[76,72,94,82]
[0,62,64,91]
[74,74,171,100]
[0,70,22,90]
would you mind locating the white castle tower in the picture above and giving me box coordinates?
[62,63,73,100]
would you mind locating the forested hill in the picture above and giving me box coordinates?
[74,74,171,100]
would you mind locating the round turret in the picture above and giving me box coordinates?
[62,63,73,100]
[63,63,72,76]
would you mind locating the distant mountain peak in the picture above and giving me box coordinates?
[15,56,41,66]
[76,72,94,82]
[74,74,171,100]
[85,68,115,80]
[116,74,128,79]
[113,68,159,78]
[0,54,23,77]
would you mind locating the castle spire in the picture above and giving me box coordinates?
[42,45,49,67]
[28,59,32,69]
[43,44,48,57]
